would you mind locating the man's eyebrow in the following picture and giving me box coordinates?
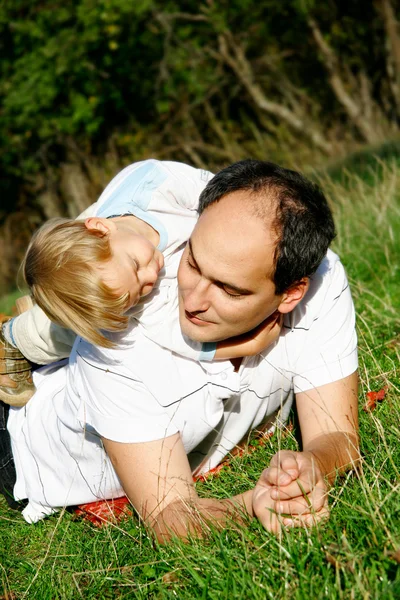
[188,239,200,270]
[188,239,253,295]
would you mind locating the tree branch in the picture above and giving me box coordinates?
[307,15,382,143]
[217,31,333,154]
[375,0,400,117]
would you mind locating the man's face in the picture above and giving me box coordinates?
[178,190,284,343]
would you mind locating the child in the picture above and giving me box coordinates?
[0,159,282,406]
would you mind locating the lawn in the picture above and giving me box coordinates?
[0,154,399,599]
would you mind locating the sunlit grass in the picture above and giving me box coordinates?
[0,289,26,317]
[0,156,400,598]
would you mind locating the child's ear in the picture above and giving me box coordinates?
[277,278,310,314]
[84,217,114,236]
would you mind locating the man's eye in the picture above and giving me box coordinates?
[186,257,198,271]
[223,288,242,299]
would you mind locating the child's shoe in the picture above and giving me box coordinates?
[0,320,34,407]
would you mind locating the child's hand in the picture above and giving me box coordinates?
[245,312,283,356]
[215,312,283,360]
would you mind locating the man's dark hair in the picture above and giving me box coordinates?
[198,159,336,294]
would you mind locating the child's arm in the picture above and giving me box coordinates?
[5,300,76,365]
[214,313,283,360]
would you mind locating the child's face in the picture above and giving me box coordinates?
[97,220,164,309]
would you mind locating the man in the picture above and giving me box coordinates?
[1,160,359,538]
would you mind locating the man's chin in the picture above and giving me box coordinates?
[179,316,221,344]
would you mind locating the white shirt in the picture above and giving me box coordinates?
[8,249,357,523]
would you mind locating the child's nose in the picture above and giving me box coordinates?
[146,265,159,285]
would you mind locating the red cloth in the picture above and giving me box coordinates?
[74,496,132,526]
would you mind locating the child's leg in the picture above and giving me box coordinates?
[0,400,20,507]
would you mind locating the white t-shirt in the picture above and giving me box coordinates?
[8,249,357,523]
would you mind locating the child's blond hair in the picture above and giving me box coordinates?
[22,218,130,348]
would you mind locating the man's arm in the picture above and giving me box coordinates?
[103,375,359,539]
[253,371,360,531]
[102,433,254,543]
[292,369,359,482]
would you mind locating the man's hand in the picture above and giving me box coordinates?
[253,372,360,535]
[252,450,329,534]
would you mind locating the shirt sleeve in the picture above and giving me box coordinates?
[11,305,76,364]
[291,259,358,393]
[158,161,214,211]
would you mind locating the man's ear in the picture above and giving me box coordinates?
[277,278,310,314]
[84,217,114,236]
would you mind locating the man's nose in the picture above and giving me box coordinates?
[183,279,210,313]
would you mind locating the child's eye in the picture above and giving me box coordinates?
[132,258,140,272]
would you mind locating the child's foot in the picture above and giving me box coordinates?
[0,322,34,407]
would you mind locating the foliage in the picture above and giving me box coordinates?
[0,0,158,176]
[0,0,399,184]
[1,0,400,295]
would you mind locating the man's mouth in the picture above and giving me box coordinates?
[185,310,212,326]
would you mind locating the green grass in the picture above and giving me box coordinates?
[1,154,400,599]
[318,138,400,187]
[0,289,26,317]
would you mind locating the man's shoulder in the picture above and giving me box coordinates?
[314,248,342,277]
[151,161,214,211]
[157,160,213,183]
[72,329,157,375]
[286,249,351,331]
[307,249,348,304]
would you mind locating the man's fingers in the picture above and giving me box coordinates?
[280,454,301,478]
[253,487,284,535]
[259,504,330,535]
[257,509,284,535]
[269,452,300,479]
[274,486,327,515]
[262,466,294,487]
[283,506,330,529]
[253,481,329,536]
[270,474,323,500]
[265,453,300,485]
